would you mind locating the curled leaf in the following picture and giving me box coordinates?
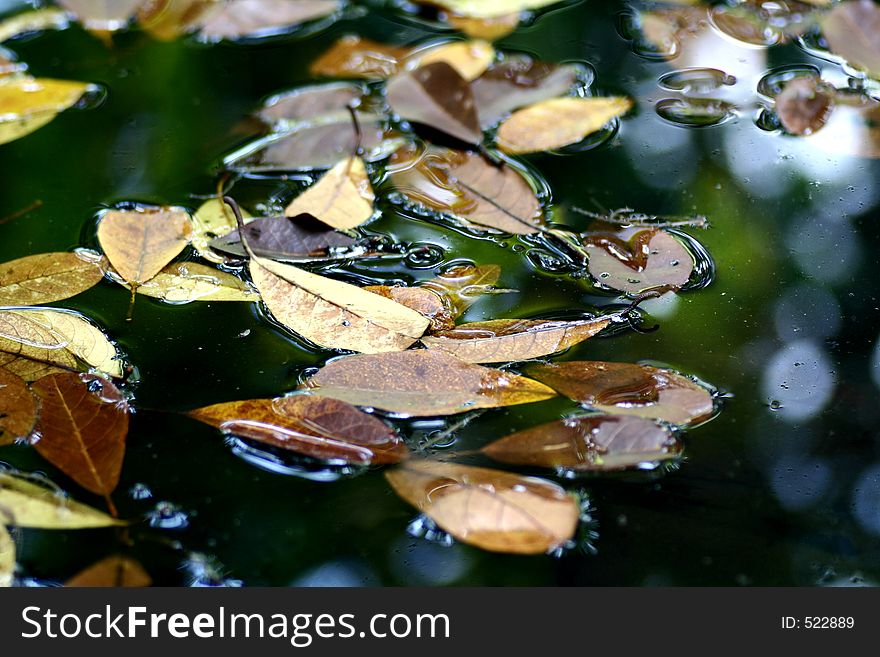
[284,156,375,230]
[0,367,37,445]
[301,349,557,416]
[0,252,103,306]
[385,460,579,554]
[0,471,122,529]
[211,213,357,261]
[66,555,151,587]
[0,525,12,587]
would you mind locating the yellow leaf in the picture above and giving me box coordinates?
[191,198,251,264]
[0,471,122,529]
[424,0,563,20]
[0,76,91,145]
[496,96,633,154]
[447,13,520,40]
[284,156,375,230]
[0,8,69,43]
[0,526,13,587]
[406,40,496,81]
[0,252,104,306]
[249,256,430,353]
[66,555,151,587]
[0,307,123,378]
[135,262,258,303]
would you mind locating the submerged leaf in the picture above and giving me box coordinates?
[31,373,129,499]
[189,395,408,464]
[192,0,339,41]
[310,35,408,79]
[0,76,92,145]
[420,263,502,318]
[66,555,151,587]
[0,367,36,445]
[822,0,880,80]
[496,96,632,154]
[0,471,122,529]
[422,317,610,363]
[775,76,835,136]
[0,525,12,587]
[283,156,375,230]
[134,262,257,303]
[249,257,430,353]
[211,213,357,261]
[385,460,579,554]
[0,252,103,306]
[482,414,681,472]
[302,349,557,415]
[57,0,143,31]
[525,361,715,426]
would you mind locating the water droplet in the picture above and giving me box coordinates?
[148,501,189,529]
[769,400,783,411]
[659,68,737,95]
[129,483,152,500]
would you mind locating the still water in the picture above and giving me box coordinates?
[1,0,879,586]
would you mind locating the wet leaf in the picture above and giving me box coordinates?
[66,555,151,587]
[211,213,357,261]
[0,356,65,383]
[0,471,122,529]
[447,12,520,40]
[386,62,482,145]
[405,40,496,81]
[0,525,12,587]
[302,349,557,416]
[310,35,408,79]
[31,373,129,500]
[137,0,218,40]
[482,414,681,472]
[385,460,578,554]
[283,156,375,230]
[422,0,563,20]
[365,285,454,331]
[806,93,880,159]
[0,8,69,43]
[0,308,123,379]
[258,82,363,127]
[420,263,502,318]
[389,145,544,234]
[97,206,193,287]
[525,361,715,426]
[822,0,880,80]
[57,0,143,31]
[189,395,408,464]
[0,76,92,145]
[472,57,580,128]
[775,76,835,136]
[0,252,104,306]
[422,317,610,363]
[496,96,632,154]
[249,257,430,353]
[192,198,250,264]
[582,225,695,295]
[133,262,257,303]
[191,0,340,41]
[0,367,37,445]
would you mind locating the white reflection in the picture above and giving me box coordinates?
[291,560,379,587]
[389,537,472,585]
[773,283,840,343]
[852,464,880,536]
[786,215,862,285]
[761,339,836,421]
[871,336,880,391]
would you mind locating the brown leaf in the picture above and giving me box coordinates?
[822,0,880,80]
[365,285,454,331]
[191,198,247,264]
[57,0,143,31]
[386,62,483,145]
[422,317,610,363]
[448,12,520,40]
[31,373,129,501]
[582,225,694,295]
[258,83,363,126]
[283,157,375,230]
[0,355,66,383]
[137,0,218,40]
[419,263,502,318]
[310,35,408,79]
[525,361,715,427]
[389,145,544,234]
[0,367,37,445]
[301,349,557,416]
[249,257,430,353]
[211,213,357,261]
[189,395,408,464]
[775,76,835,136]
[0,252,104,306]
[404,40,496,81]
[482,414,681,472]
[385,460,579,554]
[66,555,151,587]
[192,0,339,41]
[97,207,193,287]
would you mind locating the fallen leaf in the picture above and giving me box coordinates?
[421,0,564,20]
[496,96,632,154]
[0,356,65,383]
[582,225,695,295]
[365,285,454,331]
[419,263,502,318]
[472,57,580,127]
[189,395,408,464]
[258,82,363,127]
[31,373,129,503]
[0,525,12,587]
[191,0,339,41]
[66,555,151,587]
[132,262,258,303]
[385,460,578,554]
[805,93,880,159]
[310,35,408,79]
[0,76,92,145]
[422,317,610,363]
[775,76,835,136]
[97,206,193,287]
[191,198,250,264]
[283,156,375,230]
[0,52,22,77]
[137,0,218,40]
[405,40,496,81]
[822,0,880,80]
[0,8,69,43]
[0,308,123,379]
[0,367,37,445]
[210,213,357,261]
[389,145,544,233]
[447,12,520,40]
[0,252,104,306]
[386,62,483,145]
[482,414,681,472]
[249,257,430,353]
[57,0,143,31]
[301,349,557,415]
[525,361,716,426]
[0,471,122,529]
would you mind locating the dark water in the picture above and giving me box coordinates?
[2,0,879,586]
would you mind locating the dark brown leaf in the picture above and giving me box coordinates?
[775,76,835,135]
[66,555,151,587]
[0,367,37,445]
[210,213,356,261]
[258,83,363,127]
[192,0,339,41]
[822,0,880,80]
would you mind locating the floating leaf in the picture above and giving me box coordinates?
[189,395,408,464]
[822,0,880,80]
[582,225,695,295]
[386,62,482,145]
[406,40,496,81]
[482,414,681,472]
[191,0,340,41]
[57,0,143,31]
[191,198,251,264]
[0,471,121,529]
[66,555,151,587]
[284,157,375,230]
[137,0,219,40]
[525,361,715,426]
[310,35,407,79]
[447,12,520,40]
[258,83,363,127]
[0,76,92,145]
[0,308,123,379]
[385,460,578,554]
[31,373,129,502]
[211,213,357,261]
[806,93,880,159]
[422,317,610,363]
[365,285,454,331]
[249,257,430,353]
[302,349,557,415]
[775,76,835,136]
[0,367,37,445]
[0,356,65,383]
[132,262,257,303]
[97,206,193,287]
[389,145,544,233]
[0,252,103,306]
[496,96,632,154]
[421,0,564,20]
[0,525,12,587]
[420,263,502,318]
[0,8,69,43]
